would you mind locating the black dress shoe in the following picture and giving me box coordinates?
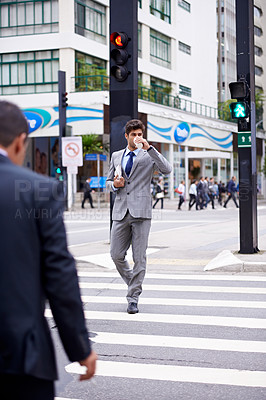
[127,302,139,314]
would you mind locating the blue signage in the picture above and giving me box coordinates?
[100,154,107,161]
[90,176,107,188]
[85,153,97,161]
[24,111,43,133]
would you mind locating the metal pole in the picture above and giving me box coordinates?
[58,70,68,209]
[97,154,100,209]
[236,0,258,253]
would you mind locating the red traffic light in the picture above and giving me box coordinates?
[110,32,129,48]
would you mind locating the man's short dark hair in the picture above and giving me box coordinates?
[0,101,29,147]
[125,119,145,135]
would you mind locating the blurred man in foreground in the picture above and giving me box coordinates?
[0,101,97,400]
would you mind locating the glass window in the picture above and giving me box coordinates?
[255,66,263,76]
[0,0,59,37]
[75,0,106,44]
[138,23,142,57]
[255,46,263,57]
[178,0,191,12]
[254,26,262,37]
[150,29,171,68]
[151,76,171,91]
[138,0,142,8]
[150,0,171,24]
[179,84,191,97]
[254,6,262,18]
[0,50,59,95]
[178,41,191,55]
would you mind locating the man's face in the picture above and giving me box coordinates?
[125,129,143,150]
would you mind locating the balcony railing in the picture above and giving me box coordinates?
[72,75,232,121]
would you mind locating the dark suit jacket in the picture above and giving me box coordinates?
[0,155,91,380]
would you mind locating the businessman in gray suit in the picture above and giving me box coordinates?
[107,119,172,314]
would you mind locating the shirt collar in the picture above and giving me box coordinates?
[0,148,8,157]
[125,147,140,157]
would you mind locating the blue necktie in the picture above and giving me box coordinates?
[125,151,134,176]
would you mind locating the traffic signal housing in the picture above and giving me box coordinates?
[55,166,64,181]
[62,92,68,108]
[229,101,249,119]
[229,81,249,120]
[110,31,131,82]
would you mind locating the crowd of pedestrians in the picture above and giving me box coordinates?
[176,176,239,210]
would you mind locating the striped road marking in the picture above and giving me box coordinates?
[55,398,81,400]
[92,331,266,353]
[78,282,266,294]
[65,360,266,388]
[45,309,266,329]
[77,271,266,282]
[81,295,266,309]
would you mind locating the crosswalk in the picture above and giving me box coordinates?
[51,271,266,399]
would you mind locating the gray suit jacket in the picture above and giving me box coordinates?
[107,146,172,220]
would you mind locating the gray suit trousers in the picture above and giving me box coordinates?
[110,211,151,303]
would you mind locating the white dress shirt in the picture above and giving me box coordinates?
[0,148,8,157]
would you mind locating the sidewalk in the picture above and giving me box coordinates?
[66,197,266,274]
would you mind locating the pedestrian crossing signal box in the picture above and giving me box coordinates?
[229,101,249,119]
[238,131,251,148]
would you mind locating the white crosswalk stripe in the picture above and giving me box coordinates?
[78,281,266,294]
[49,271,266,396]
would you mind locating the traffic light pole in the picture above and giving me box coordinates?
[109,0,138,226]
[58,70,68,209]
[236,0,258,253]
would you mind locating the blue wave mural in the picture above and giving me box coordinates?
[50,116,103,127]
[147,121,172,140]
[189,133,232,149]
[191,124,232,143]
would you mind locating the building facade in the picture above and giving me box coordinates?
[0,0,238,201]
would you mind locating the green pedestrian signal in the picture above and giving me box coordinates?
[56,167,62,174]
[229,101,249,119]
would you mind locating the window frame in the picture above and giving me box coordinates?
[179,84,191,97]
[0,50,59,95]
[178,0,191,13]
[150,29,171,68]
[0,0,59,37]
[150,0,171,24]
[74,0,106,40]
[178,41,191,55]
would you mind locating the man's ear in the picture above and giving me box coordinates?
[8,132,27,165]
[15,133,27,154]
[125,133,128,140]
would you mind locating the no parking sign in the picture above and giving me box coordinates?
[62,137,83,167]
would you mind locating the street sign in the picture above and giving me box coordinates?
[238,131,251,148]
[62,137,83,167]
[100,154,107,161]
[90,176,107,188]
[67,166,78,174]
[85,153,97,161]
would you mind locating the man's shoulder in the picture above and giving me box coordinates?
[1,160,57,186]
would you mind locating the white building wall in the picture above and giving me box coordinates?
[175,0,217,108]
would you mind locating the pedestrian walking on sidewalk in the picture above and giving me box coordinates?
[153,177,165,209]
[0,101,97,400]
[82,176,95,208]
[224,176,239,208]
[188,179,198,210]
[107,119,172,314]
[176,180,185,210]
